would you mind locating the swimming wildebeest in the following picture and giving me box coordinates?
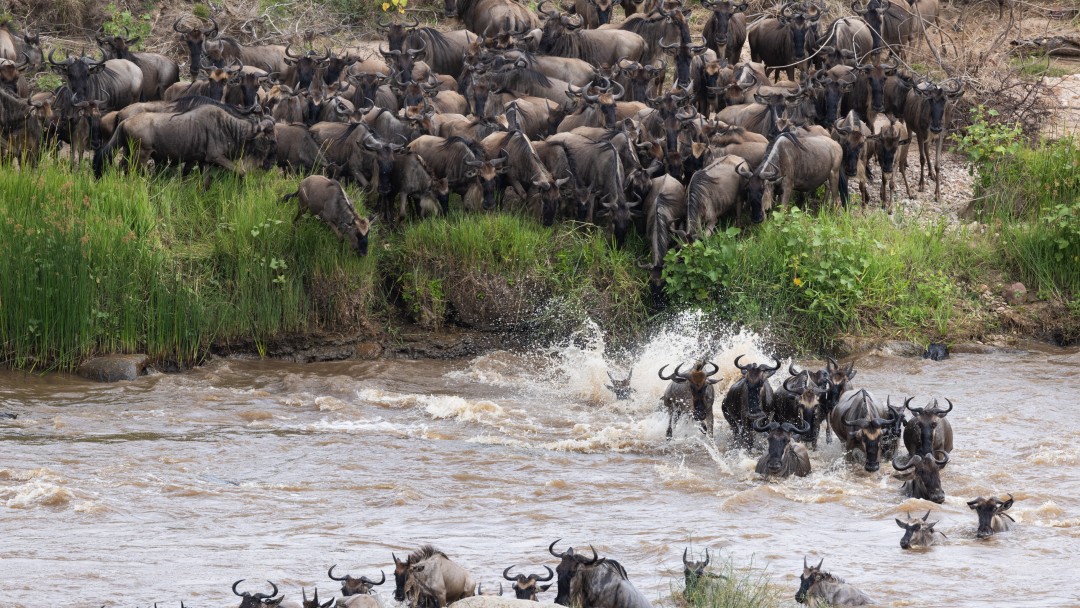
[968,494,1015,539]
[896,510,945,549]
[794,558,874,606]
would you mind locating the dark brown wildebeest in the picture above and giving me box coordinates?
[93,102,275,188]
[867,113,909,209]
[605,367,634,401]
[502,565,555,600]
[902,396,954,459]
[0,86,48,167]
[443,0,538,37]
[378,13,477,79]
[281,45,330,92]
[832,110,874,205]
[537,2,647,66]
[892,451,948,503]
[748,2,821,82]
[163,62,241,103]
[283,176,372,257]
[830,389,898,472]
[771,368,828,449]
[722,355,781,450]
[96,30,180,101]
[736,130,843,211]
[702,0,747,66]
[0,56,30,97]
[968,494,1015,539]
[753,417,812,477]
[548,541,653,608]
[795,558,874,605]
[233,580,283,608]
[896,510,945,549]
[408,134,508,213]
[851,0,915,58]
[328,565,386,597]
[641,173,687,307]
[904,76,963,202]
[48,50,143,112]
[682,547,724,592]
[658,360,721,438]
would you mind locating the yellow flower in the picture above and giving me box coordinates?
[793,277,803,287]
[382,2,390,9]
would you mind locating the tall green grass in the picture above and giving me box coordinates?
[677,556,784,608]
[0,160,377,371]
[663,207,994,351]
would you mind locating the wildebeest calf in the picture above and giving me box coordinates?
[282,175,371,256]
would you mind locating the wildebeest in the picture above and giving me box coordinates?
[93,102,276,188]
[658,360,721,438]
[0,86,47,167]
[820,357,856,431]
[968,494,1015,539]
[829,389,898,472]
[904,76,963,201]
[173,15,289,76]
[892,451,948,503]
[0,20,43,69]
[867,112,909,208]
[902,397,954,459]
[548,541,653,608]
[896,510,945,549]
[277,587,335,608]
[394,545,476,607]
[682,548,723,593]
[233,580,283,608]
[752,417,812,477]
[450,598,548,608]
[0,56,31,97]
[684,155,754,236]
[378,13,476,78]
[795,558,874,606]
[922,342,949,361]
[823,16,874,64]
[851,0,915,58]
[642,173,687,307]
[328,566,386,597]
[702,0,747,66]
[543,131,624,227]
[721,355,780,450]
[748,3,821,82]
[48,50,143,112]
[502,565,555,600]
[273,123,325,173]
[96,30,180,101]
[605,368,634,401]
[537,2,647,66]
[736,130,842,212]
[283,176,371,257]
[832,110,873,205]
[771,369,827,449]
[408,134,505,212]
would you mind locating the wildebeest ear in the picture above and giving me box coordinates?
[539,584,552,592]
[967,500,979,509]
[895,518,908,529]
[847,369,857,380]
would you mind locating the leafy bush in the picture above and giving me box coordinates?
[678,555,783,608]
[952,106,1024,187]
[100,3,153,49]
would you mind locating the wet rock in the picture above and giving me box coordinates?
[1003,282,1028,305]
[355,342,384,359]
[77,354,150,382]
[922,343,950,360]
[880,341,925,357]
[0,412,17,419]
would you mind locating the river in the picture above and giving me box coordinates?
[2,314,1079,607]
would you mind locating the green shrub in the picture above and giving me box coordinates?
[679,555,783,608]
[100,3,153,49]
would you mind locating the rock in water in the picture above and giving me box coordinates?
[77,354,150,382]
[923,343,950,361]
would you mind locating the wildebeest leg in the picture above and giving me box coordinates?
[933,135,944,202]
[201,165,214,190]
[859,178,870,207]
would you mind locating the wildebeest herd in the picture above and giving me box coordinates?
[645,354,1015,603]
[2,0,965,284]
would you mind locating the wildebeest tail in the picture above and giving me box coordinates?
[92,122,124,179]
[281,189,299,203]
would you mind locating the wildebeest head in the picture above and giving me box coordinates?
[464,149,509,211]
[95,28,140,61]
[660,359,722,403]
[893,451,948,503]
[703,0,748,47]
[682,547,718,591]
[503,565,555,600]
[245,115,278,171]
[328,565,385,596]
[843,404,896,472]
[537,1,585,54]
[48,50,107,104]
[813,68,857,124]
[604,193,638,250]
[833,111,867,178]
[795,557,827,604]
[0,55,28,96]
[232,579,282,608]
[659,36,709,89]
[734,355,781,415]
[378,11,421,52]
[363,133,402,196]
[782,369,827,431]
[392,553,412,601]
[174,15,219,79]
[72,99,106,150]
[753,418,811,474]
[778,4,820,61]
[285,45,330,90]
[605,367,634,400]
[577,78,624,127]
[549,540,599,606]
[896,510,940,549]
[380,38,426,83]
[875,114,907,173]
[823,356,856,412]
[968,494,1014,539]
[476,583,505,596]
[851,0,887,51]
[913,77,963,133]
[859,59,897,114]
[903,396,952,458]
[923,342,949,361]
[300,587,334,608]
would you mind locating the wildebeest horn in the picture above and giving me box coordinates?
[783,375,801,393]
[254,581,278,600]
[47,48,68,67]
[658,36,678,51]
[611,80,624,100]
[933,451,949,467]
[999,493,1014,510]
[232,580,246,597]
[285,44,303,59]
[733,354,749,370]
[173,17,193,34]
[765,357,781,372]
[328,565,347,581]
[537,566,555,581]
[892,453,920,471]
[408,37,427,56]
[904,396,922,415]
[204,16,219,36]
[826,356,838,370]
[658,363,685,382]
[682,547,691,567]
[503,566,518,581]
[362,571,386,585]
[752,415,775,432]
[583,545,599,564]
[933,398,953,417]
[537,0,560,18]
[549,539,570,559]
[783,419,811,434]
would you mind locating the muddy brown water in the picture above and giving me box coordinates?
[2,315,1079,607]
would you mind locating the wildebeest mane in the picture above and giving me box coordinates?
[489,64,553,90]
[408,544,447,563]
[411,27,454,56]
[334,121,367,146]
[170,95,249,118]
[686,165,719,224]
[439,134,485,162]
[539,28,605,67]
[494,129,542,168]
